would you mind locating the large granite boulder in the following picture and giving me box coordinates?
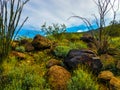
[32,34,51,50]
[46,65,71,90]
[64,49,103,74]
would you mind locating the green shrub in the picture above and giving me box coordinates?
[54,46,71,58]
[106,24,120,37]
[15,46,25,52]
[41,23,66,36]
[67,66,99,90]
[1,63,50,90]
[53,41,87,58]
[69,41,87,49]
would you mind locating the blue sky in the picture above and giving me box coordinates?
[18,0,120,37]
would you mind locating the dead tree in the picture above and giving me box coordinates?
[69,0,119,55]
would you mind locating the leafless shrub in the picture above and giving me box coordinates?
[68,0,119,55]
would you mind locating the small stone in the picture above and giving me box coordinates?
[11,51,26,59]
[116,61,120,70]
[46,59,62,68]
[110,77,120,89]
[98,70,114,80]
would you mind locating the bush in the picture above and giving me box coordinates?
[15,46,25,52]
[106,24,120,37]
[41,23,66,36]
[0,61,50,90]
[67,66,99,90]
[54,46,71,58]
[69,41,87,49]
[4,72,47,90]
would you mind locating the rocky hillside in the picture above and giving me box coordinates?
[0,32,120,90]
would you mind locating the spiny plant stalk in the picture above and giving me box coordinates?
[0,0,29,62]
[68,0,119,55]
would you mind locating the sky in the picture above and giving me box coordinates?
[18,0,120,36]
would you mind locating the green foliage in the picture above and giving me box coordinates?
[67,66,99,90]
[107,37,120,55]
[3,70,48,90]
[33,51,53,63]
[110,37,120,48]
[0,0,29,62]
[15,46,25,52]
[54,46,71,58]
[69,41,87,49]
[105,24,120,37]
[53,38,87,58]
[41,23,66,36]
[0,57,50,90]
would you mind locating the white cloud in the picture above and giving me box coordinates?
[77,30,83,32]
[20,0,120,30]
[77,28,88,32]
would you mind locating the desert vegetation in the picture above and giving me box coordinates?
[0,0,29,62]
[1,0,120,90]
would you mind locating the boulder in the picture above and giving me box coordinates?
[11,41,19,50]
[98,71,114,80]
[46,65,71,90]
[64,49,103,74]
[46,59,62,68]
[11,51,26,60]
[20,39,34,52]
[80,34,94,43]
[24,42,34,52]
[110,77,120,90]
[32,34,51,50]
[20,39,28,45]
[116,61,120,70]
[100,54,116,71]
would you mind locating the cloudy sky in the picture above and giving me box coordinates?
[20,0,120,33]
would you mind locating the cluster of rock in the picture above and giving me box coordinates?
[46,59,71,90]
[12,34,52,52]
[11,34,120,90]
[45,48,103,90]
[64,49,103,74]
[98,70,120,90]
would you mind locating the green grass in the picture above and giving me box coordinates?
[67,66,99,90]
[0,56,50,90]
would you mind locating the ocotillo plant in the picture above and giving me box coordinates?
[68,0,119,55]
[0,0,29,63]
